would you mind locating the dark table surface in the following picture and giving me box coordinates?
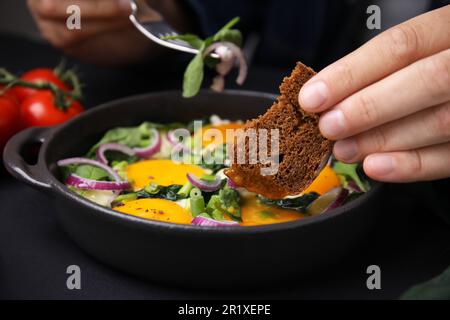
[1,35,449,300]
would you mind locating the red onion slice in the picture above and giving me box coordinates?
[134,128,161,158]
[324,188,349,212]
[192,216,239,227]
[227,178,237,189]
[187,173,221,192]
[57,157,122,182]
[347,180,363,193]
[65,174,131,190]
[96,143,135,165]
[203,41,248,92]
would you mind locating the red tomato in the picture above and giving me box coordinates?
[12,68,70,103]
[0,85,18,104]
[0,95,20,150]
[20,91,84,127]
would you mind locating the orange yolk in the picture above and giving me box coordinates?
[240,196,304,226]
[126,159,206,191]
[115,198,192,224]
[303,165,341,195]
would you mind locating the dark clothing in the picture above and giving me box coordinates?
[186,0,449,69]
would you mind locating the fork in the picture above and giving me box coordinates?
[129,0,219,58]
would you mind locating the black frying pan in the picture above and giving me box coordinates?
[3,90,382,288]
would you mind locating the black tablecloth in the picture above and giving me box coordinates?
[1,35,449,300]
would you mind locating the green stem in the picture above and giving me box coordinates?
[0,68,82,110]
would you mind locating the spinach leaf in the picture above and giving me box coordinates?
[163,34,204,49]
[332,162,370,192]
[87,122,183,159]
[60,164,109,181]
[162,17,242,98]
[401,265,450,300]
[183,51,205,98]
[258,193,319,213]
[136,184,184,201]
[74,165,110,181]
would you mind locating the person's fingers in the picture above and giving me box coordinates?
[28,0,131,20]
[299,5,450,112]
[363,142,450,182]
[318,48,450,140]
[36,17,130,49]
[334,102,450,162]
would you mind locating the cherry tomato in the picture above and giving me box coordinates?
[0,85,18,104]
[20,91,84,127]
[12,68,70,103]
[0,95,20,150]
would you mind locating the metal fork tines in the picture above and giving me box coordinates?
[129,0,200,55]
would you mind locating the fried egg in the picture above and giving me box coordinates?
[126,159,206,191]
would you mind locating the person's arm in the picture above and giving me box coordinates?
[27,0,192,65]
[299,5,450,183]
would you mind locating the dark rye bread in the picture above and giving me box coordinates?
[225,62,333,199]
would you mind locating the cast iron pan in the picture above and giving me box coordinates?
[3,90,382,288]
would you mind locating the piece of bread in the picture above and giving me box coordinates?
[225,62,333,199]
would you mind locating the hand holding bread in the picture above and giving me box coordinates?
[299,5,450,183]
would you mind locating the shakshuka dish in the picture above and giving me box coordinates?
[57,115,371,227]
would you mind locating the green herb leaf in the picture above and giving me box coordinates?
[213,29,242,46]
[214,16,240,36]
[183,52,205,98]
[171,16,242,98]
[161,34,204,49]
[332,162,369,192]
[74,165,109,181]
[136,184,183,201]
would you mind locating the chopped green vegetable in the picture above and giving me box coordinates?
[190,188,205,217]
[177,182,193,198]
[144,183,160,194]
[112,193,138,207]
[218,188,241,220]
[259,193,319,213]
[211,209,225,221]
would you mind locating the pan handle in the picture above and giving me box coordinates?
[3,127,54,193]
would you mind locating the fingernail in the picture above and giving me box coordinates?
[299,81,328,111]
[319,109,346,138]
[334,139,358,161]
[366,155,395,176]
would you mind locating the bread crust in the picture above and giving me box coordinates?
[225,62,333,199]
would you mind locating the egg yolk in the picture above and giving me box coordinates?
[240,196,304,226]
[196,123,244,147]
[126,159,206,190]
[115,198,192,224]
[303,165,341,195]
